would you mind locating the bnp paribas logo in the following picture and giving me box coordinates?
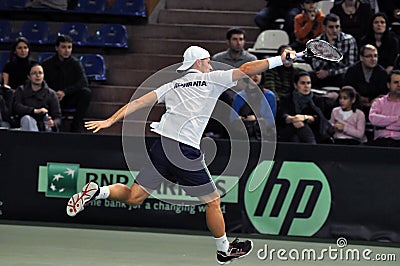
[38,163,79,198]
[38,162,240,203]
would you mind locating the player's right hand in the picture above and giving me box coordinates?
[85,119,112,133]
[282,48,297,62]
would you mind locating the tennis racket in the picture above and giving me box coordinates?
[287,39,343,62]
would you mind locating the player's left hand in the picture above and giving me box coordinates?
[85,119,112,133]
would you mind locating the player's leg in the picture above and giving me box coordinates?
[107,182,150,205]
[66,182,150,217]
[199,191,225,238]
[67,139,166,217]
[199,192,253,265]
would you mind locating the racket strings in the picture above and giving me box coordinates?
[309,42,341,60]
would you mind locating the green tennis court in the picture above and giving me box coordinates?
[0,223,398,265]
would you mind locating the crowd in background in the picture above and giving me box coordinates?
[219,0,400,147]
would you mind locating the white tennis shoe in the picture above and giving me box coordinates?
[66,182,99,217]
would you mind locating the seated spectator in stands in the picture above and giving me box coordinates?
[359,12,399,73]
[13,63,61,132]
[42,35,91,133]
[67,0,78,10]
[230,72,276,140]
[330,86,367,144]
[26,0,68,11]
[344,44,388,117]
[330,0,372,43]
[212,28,257,67]
[254,0,301,42]
[311,13,358,89]
[208,28,257,139]
[264,45,300,105]
[278,71,334,144]
[374,0,400,22]
[2,37,36,90]
[0,85,13,128]
[291,0,325,52]
[368,70,400,147]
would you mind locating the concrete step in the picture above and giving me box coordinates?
[106,68,181,87]
[130,38,232,56]
[104,53,181,70]
[157,9,256,26]
[165,0,265,12]
[90,85,157,103]
[90,85,136,102]
[128,24,259,42]
[105,69,154,87]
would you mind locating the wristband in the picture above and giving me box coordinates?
[267,56,283,69]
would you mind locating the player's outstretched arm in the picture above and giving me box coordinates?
[85,91,158,133]
[232,49,296,81]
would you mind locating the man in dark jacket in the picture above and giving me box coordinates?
[0,85,13,128]
[13,63,61,131]
[344,44,388,118]
[42,34,91,132]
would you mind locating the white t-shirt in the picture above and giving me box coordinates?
[150,69,237,149]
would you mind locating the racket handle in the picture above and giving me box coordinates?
[286,52,304,61]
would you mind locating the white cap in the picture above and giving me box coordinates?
[176,46,211,73]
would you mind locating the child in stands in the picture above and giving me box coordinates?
[330,86,367,144]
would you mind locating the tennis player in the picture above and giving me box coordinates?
[67,45,294,264]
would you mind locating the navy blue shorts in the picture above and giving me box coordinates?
[135,137,216,197]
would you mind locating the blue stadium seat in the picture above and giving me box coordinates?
[79,54,106,81]
[0,20,12,43]
[50,22,89,46]
[0,0,27,10]
[0,51,11,72]
[75,0,105,13]
[36,52,55,63]
[105,0,147,17]
[18,21,50,44]
[87,24,128,48]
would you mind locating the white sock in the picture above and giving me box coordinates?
[95,186,110,200]
[214,233,229,253]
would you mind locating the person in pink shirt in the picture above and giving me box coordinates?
[369,70,400,147]
[330,86,367,144]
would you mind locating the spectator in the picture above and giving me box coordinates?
[364,0,380,14]
[26,0,68,11]
[330,0,372,43]
[278,71,333,144]
[42,35,91,133]
[230,72,276,140]
[0,85,13,128]
[254,0,301,42]
[311,13,358,89]
[264,45,300,105]
[359,12,399,73]
[2,37,36,90]
[212,28,257,68]
[209,28,257,138]
[13,63,61,132]
[292,0,325,51]
[375,0,400,22]
[344,44,388,117]
[330,86,367,144]
[368,70,400,147]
